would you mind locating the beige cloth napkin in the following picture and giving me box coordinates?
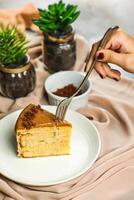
[0,4,134,200]
[0,3,39,32]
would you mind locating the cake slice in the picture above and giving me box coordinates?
[15,104,72,158]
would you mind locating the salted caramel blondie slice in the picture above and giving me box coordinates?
[15,104,72,158]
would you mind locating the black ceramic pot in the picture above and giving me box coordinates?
[43,28,76,72]
[0,55,36,99]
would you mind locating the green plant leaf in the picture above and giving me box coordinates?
[33,1,80,34]
[57,0,65,15]
[48,4,56,15]
[39,25,52,33]
[62,5,77,21]
[39,9,54,20]
[0,23,28,66]
[69,11,80,23]
[37,18,52,24]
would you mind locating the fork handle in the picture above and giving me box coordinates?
[72,26,119,97]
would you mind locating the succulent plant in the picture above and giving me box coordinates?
[33,0,80,34]
[0,23,28,66]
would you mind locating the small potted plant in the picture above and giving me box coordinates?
[33,0,80,72]
[0,23,36,99]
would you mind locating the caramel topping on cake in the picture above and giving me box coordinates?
[21,105,41,129]
[15,104,71,131]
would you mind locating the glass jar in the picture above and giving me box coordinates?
[43,29,76,72]
[0,55,36,99]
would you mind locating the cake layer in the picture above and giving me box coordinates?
[18,144,70,158]
[16,126,71,158]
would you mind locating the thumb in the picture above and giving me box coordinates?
[96,49,126,69]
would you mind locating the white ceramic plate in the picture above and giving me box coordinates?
[0,106,101,186]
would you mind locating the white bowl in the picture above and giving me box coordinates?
[44,71,92,110]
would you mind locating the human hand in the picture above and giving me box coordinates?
[86,29,134,80]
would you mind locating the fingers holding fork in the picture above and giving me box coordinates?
[84,26,121,81]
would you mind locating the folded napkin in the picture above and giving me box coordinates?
[0,3,39,31]
[0,4,134,200]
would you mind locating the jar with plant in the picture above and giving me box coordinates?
[33,0,80,72]
[0,23,36,99]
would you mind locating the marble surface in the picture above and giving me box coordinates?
[0,0,134,77]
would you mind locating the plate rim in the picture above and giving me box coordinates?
[0,105,101,186]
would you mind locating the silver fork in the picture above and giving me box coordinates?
[55,26,119,121]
